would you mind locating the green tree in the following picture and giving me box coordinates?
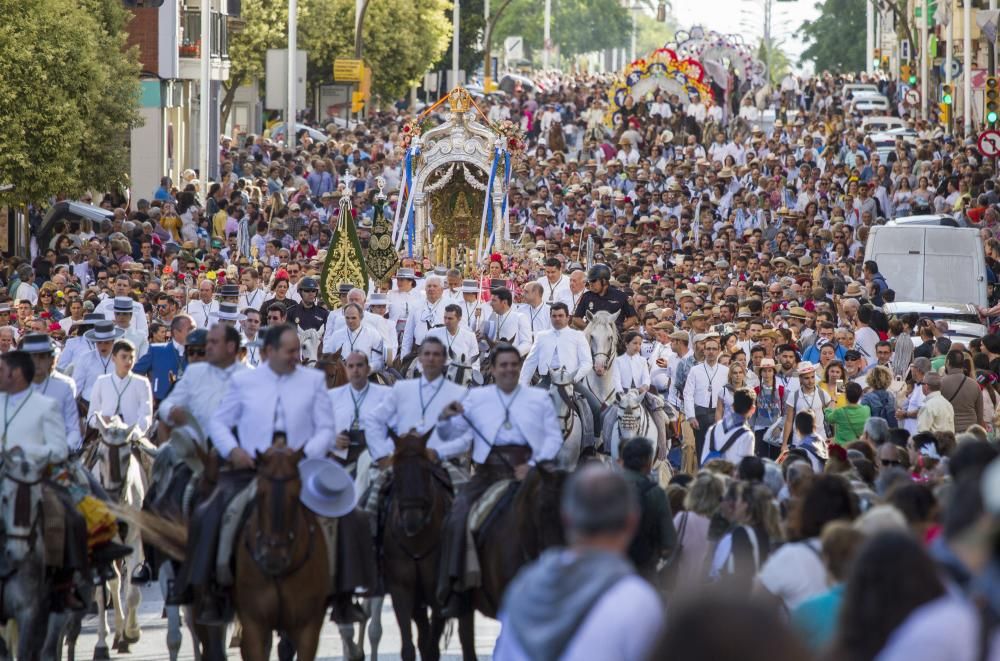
[0,0,141,205]
[436,0,486,79]
[758,37,791,85]
[493,0,631,62]
[300,0,451,102]
[797,0,866,73]
[220,0,304,125]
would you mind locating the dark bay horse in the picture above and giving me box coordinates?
[318,349,349,389]
[473,465,568,619]
[235,445,329,661]
[382,430,475,661]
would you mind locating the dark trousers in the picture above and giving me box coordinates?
[693,406,715,458]
[537,374,604,440]
[754,429,782,460]
[175,469,255,593]
[53,487,88,572]
[439,447,528,597]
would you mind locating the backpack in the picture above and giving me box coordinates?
[865,389,898,428]
[702,422,748,465]
[627,477,662,569]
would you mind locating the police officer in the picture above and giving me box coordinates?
[286,276,329,333]
[571,264,638,333]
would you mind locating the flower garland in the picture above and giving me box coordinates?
[491,119,527,164]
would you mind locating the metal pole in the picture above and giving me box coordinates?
[543,0,551,69]
[964,0,972,134]
[199,0,210,187]
[764,0,772,85]
[452,0,460,87]
[946,6,952,134]
[483,0,490,87]
[866,0,875,74]
[287,0,297,149]
[355,0,365,58]
[630,5,637,62]
[921,0,928,120]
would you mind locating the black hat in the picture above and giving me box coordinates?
[185,329,209,347]
[300,277,319,291]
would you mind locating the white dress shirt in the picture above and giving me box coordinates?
[535,275,573,308]
[683,360,730,418]
[325,324,386,371]
[370,374,469,453]
[484,308,532,356]
[400,298,447,357]
[328,382,392,460]
[520,327,592,384]
[158,361,247,434]
[427,326,480,369]
[57,336,93,374]
[518,303,552,342]
[33,372,81,451]
[0,389,67,464]
[387,288,421,326]
[459,299,489,333]
[700,416,755,465]
[95,297,148,336]
[87,372,154,434]
[435,385,563,464]
[122,326,149,360]
[321,312,380,352]
[647,342,676,392]
[185,299,221,328]
[73,349,115,401]
[209,364,335,460]
[612,353,651,393]
[239,288,266,313]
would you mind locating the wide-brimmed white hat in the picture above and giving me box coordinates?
[84,321,125,342]
[367,292,389,307]
[112,297,134,315]
[20,333,55,354]
[461,278,480,294]
[209,302,246,322]
[298,458,356,518]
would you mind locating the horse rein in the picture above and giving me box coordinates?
[1,472,43,550]
[248,472,316,578]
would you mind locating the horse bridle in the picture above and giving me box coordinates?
[2,472,43,551]
[98,436,134,499]
[249,472,316,578]
[552,383,577,436]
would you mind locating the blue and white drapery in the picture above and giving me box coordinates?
[391,145,419,256]
[478,148,511,260]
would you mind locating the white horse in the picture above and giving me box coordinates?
[0,448,51,661]
[299,326,323,365]
[549,367,583,469]
[582,310,620,409]
[606,389,656,460]
[91,416,149,658]
[446,350,483,387]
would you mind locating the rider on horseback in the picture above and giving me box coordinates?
[435,344,564,616]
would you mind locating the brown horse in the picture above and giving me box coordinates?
[382,430,476,661]
[235,445,329,661]
[318,349,349,389]
[473,465,568,619]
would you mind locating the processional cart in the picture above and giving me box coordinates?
[319,87,524,307]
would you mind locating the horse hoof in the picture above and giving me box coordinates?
[115,642,130,654]
[123,633,140,644]
[93,646,110,661]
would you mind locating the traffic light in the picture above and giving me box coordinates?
[939,102,950,125]
[872,49,881,69]
[987,76,999,126]
[351,91,365,114]
[881,56,890,71]
[942,84,953,105]
[900,64,913,84]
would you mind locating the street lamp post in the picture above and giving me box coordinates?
[199,0,211,187]
[452,0,460,87]
[288,0,297,150]
[543,0,551,70]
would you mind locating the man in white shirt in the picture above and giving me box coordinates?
[387,268,421,338]
[400,275,446,359]
[112,296,149,359]
[436,344,563,610]
[427,304,479,370]
[328,351,391,470]
[493,466,663,661]
[95,274,149,336]
[238,267,266,313]
[481,286,531,356]
[458,280,488,334]
[364,293,399,365]
[325,303,386,372]
[87,339,154,435]
[56,313,102,374]
[185,280,220,328]
[518,282,552,343]
[520,302,601,442]
[73,320,123,403]
[536,258,573,308]
[683,334,729,458]
[24,333,82,452]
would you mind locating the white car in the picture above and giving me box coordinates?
[841,83,880,103]
[862,115,908,133]
[850,97,891,114]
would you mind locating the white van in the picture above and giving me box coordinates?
[864,225,988,307]
[841,83,879,102]
[862,115,908,133]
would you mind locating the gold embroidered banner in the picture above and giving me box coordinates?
[365,177,398,285]
[321,194,368,308]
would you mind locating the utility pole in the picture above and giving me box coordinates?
[543,0,551,70]
[288,0,297,149]
[199,0,210,187]
[452,0,460,87]
[921,0,929,120]
[965,0,972,134]
[866,0,875,73]
[483,0,490,88]
[946,0,953,135]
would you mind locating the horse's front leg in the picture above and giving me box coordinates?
[160,570,183,661]
[367,595,385,661]
[94,583,111,660]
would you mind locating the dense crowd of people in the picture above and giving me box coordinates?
[6,65,1000,660]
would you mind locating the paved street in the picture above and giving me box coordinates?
[74,585,500,660]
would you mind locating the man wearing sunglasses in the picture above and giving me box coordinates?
[571,263,637,332]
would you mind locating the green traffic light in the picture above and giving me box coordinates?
[989,111,999,123]
[909,75,917,84]
[943,93,953,104]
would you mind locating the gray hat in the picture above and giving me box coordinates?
[84,321,125,342]
[461,278,480,294]
[367,292,389,307]
[298,458,356,518]
[113,296,134,314]
[299,277,319,291]
[209,303,246,322]
[20,333,55,354]
[218,284,240,298]
[396,268,416,281]
[185,328,209,347]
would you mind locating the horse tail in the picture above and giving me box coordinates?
[107,502,188,561]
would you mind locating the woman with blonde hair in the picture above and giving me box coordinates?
[716,362,748,421]
[860,365,898,428]
[669,471,727,591]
